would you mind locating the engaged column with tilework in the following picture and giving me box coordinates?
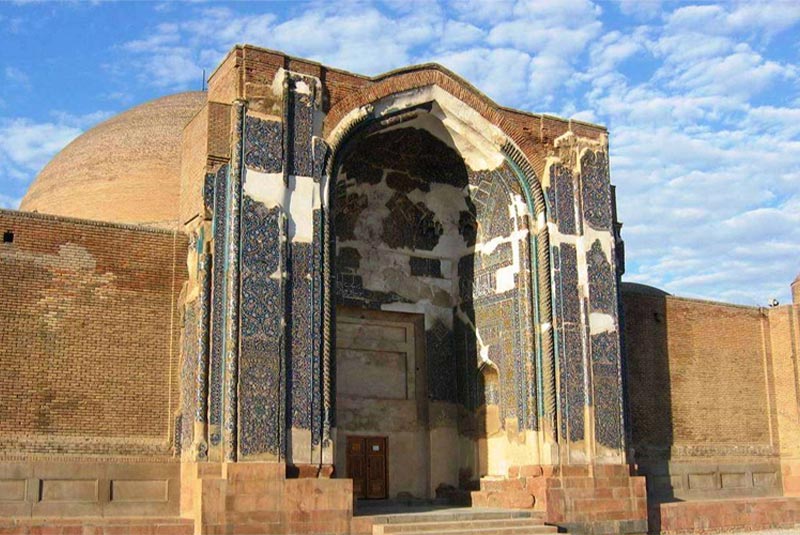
[579,149,625,460]
[236,70,326,465]
[545,131,625,464]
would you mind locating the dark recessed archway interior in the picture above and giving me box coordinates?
[329,112,538,498]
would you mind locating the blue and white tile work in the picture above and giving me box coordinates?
[236,69,327,465]
[208,163,229,457]
[239,195,284,458]
[184,74,625,474]
[544,131,625,462]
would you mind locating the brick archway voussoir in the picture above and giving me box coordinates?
[323,67,537,166]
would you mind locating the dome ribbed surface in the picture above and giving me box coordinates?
[21,91,206,228]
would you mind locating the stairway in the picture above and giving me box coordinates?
[369,509,563,535]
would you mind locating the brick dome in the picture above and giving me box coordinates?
[21,91,206,229]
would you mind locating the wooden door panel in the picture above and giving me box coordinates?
[347,436,387,500]
[346,437,367,499]
[366,437,387,499]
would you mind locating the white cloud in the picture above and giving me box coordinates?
[448,0,515,24]
[0,110,107,194]
[616,0,662,20]
[0,193,22,210]
[31,0,800,304]
[433,47,533,105]
[4,66,30,87]
[666,2,800,40]
[438,20,485,50]
[0,119,81,180]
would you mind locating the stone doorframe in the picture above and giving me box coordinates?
[319,84,559,460]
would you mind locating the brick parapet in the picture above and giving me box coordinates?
[205,45,607,181]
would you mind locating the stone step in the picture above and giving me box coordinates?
[377,518,558,534]
[372,520,558,535]
[470,490,535,509]
[373,510,539,525]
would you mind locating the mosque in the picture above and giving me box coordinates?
[1,45,799,535]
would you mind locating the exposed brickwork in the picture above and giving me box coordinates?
[179,104,209,225]
[206,45,606,183]
[180,103,232,226]
[623,289,773,455]
[0,210,187,456]
[623,285,800,530]
[21,93,205,230]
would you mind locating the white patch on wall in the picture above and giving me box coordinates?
[589,313,616,334]
[381,301,453,330]
[243,168,321,243]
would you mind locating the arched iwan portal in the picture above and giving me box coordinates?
[322,86,556,499]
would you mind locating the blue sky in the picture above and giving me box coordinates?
[1,0,798,305]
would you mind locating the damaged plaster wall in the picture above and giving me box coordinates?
[333,114,540,492]
[544,130,625,465]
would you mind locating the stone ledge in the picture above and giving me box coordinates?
[652,496,800,534]
[0,517,193,535]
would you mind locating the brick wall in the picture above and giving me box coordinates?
[624,288,772,454]
[205,45,607,183]
[179,104,209,226]
[0,210,187,457]
[622,285,787,500]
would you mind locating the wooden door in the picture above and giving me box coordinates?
[347,436,387,499]
[366,437,387,499]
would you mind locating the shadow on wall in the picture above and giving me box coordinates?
[621,282,676,533]
[331,121,536,502]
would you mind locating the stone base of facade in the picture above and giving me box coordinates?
[184,462,352,535]
[0,518,193,535]
[782,460,800,496]
[471,464,648,534]
[651,496,800,533]
[0,459,181,519]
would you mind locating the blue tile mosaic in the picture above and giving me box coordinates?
[288,74,315,177]
[203,172,215,216]
[559,244,580,324]
[382,192,443,251]
[244,116,283,173]
[208,164,229,438]
[239,195,284,457]
[551,163,576,235]
[288,242,314,432]
[427,320,457,402]
[594,373,623,449]
[580,150,612,231]
[587,239,616,315]
[563,325,585,443]
[311,208,323,446]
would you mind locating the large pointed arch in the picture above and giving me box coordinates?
[319,78,559,449]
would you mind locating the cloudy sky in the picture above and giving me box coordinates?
[0,0,798,305]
